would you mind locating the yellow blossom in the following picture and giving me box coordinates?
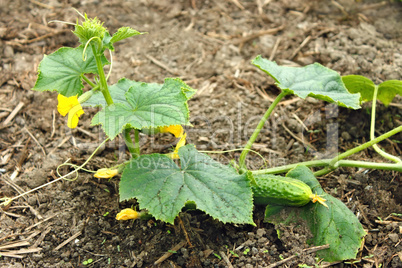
[167,132,187,159]
[310,194,328,208]
[57,94,84,128]
[94,168,119,179]
[159,125,184,138]
[116,208,139,220]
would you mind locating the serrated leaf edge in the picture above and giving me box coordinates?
[91,79,193,139]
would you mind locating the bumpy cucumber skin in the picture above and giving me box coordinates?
[252,174,313,207]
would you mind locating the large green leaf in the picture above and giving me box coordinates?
[119,145,254,224]
[91,78,194,139]
[265,165,366,262]
[84,78,195,108]
[252,56,361,109]
[342,75,375,103]
[83,78,160,107]
[377,80,402,106]
[32,46,108,97]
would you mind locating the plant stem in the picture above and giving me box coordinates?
[123,129,137,157]
[91,44,113,106]
[252,159,402,176]
[333,160,402,171]
[312,167,332,177]
[252,124,402,175]
[82,75,96,88]
[370,85,401,163]
[329,124,402,168]
[123,129,141,158]
[239,91,289,169]
[133,129,140,158]
[314,160,402,176]
[252,159,329,175]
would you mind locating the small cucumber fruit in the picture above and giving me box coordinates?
[251,174,326,207]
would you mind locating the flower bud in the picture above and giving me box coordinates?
[116,208,139,220]
[94,168,119,179]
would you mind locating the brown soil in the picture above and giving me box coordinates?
[1,0,401,267]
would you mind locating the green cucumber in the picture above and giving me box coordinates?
[120,175,326,223]
[251,174,314,207]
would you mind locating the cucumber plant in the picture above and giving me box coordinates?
[2,12,401,263]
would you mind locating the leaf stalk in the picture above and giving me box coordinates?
[239,90,289,169]
[370,85,402,163]
[123,129,138,157]
[328,124,402,168]
[252,124,402,176]
[91,43,113,106]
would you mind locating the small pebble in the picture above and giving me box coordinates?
[256,228,266,238]
[286,118,302,133]
[349,126,362,138]
[247,232,255,238]
[181,247,189,259]
[341,131,351,141]
[388,233,399,243]
[243,239,254,246]
[251,247,259,256]
[27,196,37,206]
[258,237,268,244]
[365,233,373,243]
[4,45,14,58]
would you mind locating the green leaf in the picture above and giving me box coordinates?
[342,75,402,106]
[91,78,194,139]
[264,165,366,262]
[102,31,114,51]
[252,56,361,109]
[119,145,254,225]
[289,166,366,262]
[264,205,285,218]
[102,27,144,51]
[102,27,144,52]
[377,80,402,106]
[110,27,143,44]
[342,75,375,102]
[84,78,195,108]
[179,79,197,100]
[32,46,108,97]
[83,78,160,107]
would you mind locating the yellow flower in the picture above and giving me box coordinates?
[159,125,184,138]
[116,208,139,220]
[167,132,187,159]
[94,168,119,179]
[310,194,328,208]
[57,94,84,128]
